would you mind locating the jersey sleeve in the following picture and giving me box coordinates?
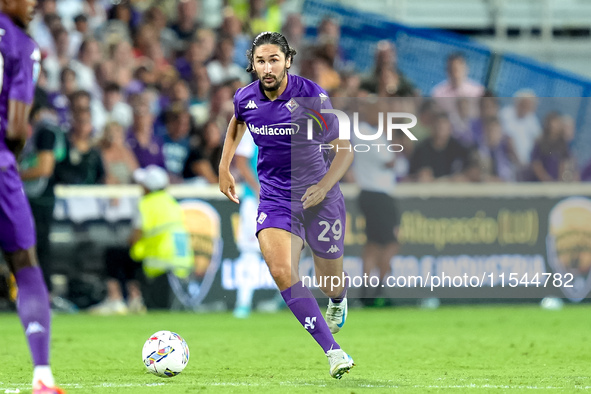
[9,43,37,104]
[233,87,244,122]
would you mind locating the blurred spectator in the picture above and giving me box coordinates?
[48,67,78,130]
[30,0,59,56]
[209,83,235,130]
[53,107,105,185]
[70,38,102,98]
[55,0,84,31]
[69,14,88,57]
[308,54,341,93]
[315,17,347,70]
[202,120,224,173]
[431,52,484,113]
[408,112,471,182]
[19,106,65,291]
[562,114,576,145]
[499,89,541,167]
[183,119,223,181]
[175,40,207,81]
[477,117,517,182]
[70,90,106,138]
[74,14,89,36]
[162,106,192,181]
[530,112,578,182]
[188,65,212,125]
[156,69,183,113]
[469,94,500,147]
[170,0,201,48]
[450,97,478,147]
[102,83,133,130]
[340,71,362,98]
[83,0,108,34]
[195,28,217,64]
[44,26,72,91]
[362,40,415,97]
[282,13,304,45]
[143,6,179,59]
[99,122,139,185]
[105,40,136,89]
[220,11,250,70]
[127,101,166,169]
[100,1,135,42]
[207,35,250,85]
[411,99,441,142]
[182,140,219,184]
[352,100,399,301]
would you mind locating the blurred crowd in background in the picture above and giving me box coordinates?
[24,0,589,193]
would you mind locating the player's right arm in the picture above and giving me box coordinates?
[219,115,247,204]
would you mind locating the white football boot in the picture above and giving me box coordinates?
[326,348,355,379]
[326,298,348,334]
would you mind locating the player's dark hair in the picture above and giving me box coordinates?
[246,32,297,73]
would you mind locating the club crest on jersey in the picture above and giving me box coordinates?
[286,98,299,113]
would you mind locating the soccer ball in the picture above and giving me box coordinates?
[142,331,190,377]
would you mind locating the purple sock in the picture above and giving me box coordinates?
[331,271,349,303]
[15,266,51,366]
[281,281,339,353]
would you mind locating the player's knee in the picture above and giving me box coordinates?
[267,262,291,282]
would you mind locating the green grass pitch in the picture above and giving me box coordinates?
[0,304,590,393]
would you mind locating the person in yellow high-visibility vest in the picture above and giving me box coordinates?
[90,165,193,315]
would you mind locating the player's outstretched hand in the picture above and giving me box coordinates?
[301,184,327,209]
[219,169,240,204]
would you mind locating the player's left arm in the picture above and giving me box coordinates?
[301,138,353,209]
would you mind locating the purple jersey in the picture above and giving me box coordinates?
[233,73,340,199]
[0,12,40,166]
[0,13,39,252]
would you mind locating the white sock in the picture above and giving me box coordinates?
[33,365,55,387]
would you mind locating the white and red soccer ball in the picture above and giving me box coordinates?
[142,331,190,377]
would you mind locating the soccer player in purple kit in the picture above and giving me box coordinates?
[0,0,64,393]
[219,32,355,379]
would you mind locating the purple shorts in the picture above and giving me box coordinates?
[256,193,346,259]
[0,163,36,253]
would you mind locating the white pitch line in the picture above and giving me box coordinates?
[1,382,590,390]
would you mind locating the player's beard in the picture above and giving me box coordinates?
[260,67,286,92]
